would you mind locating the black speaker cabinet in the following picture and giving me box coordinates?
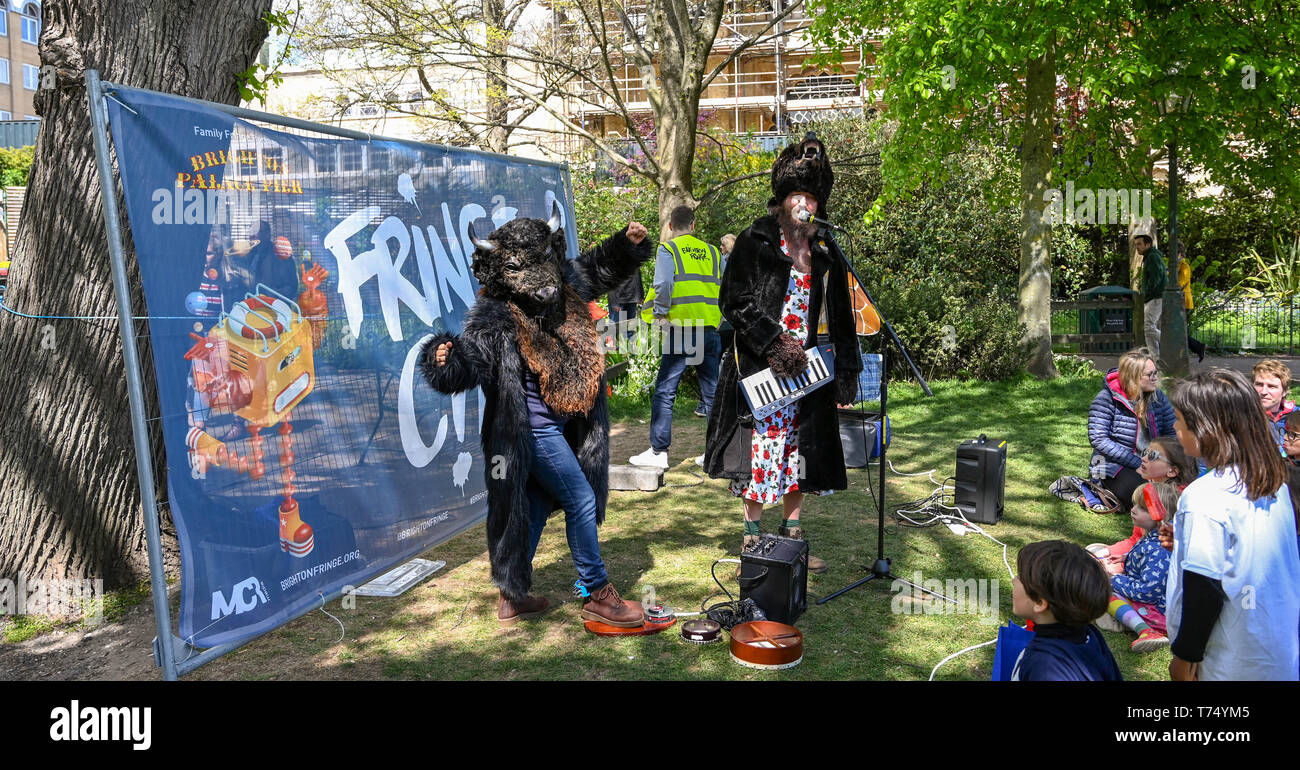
[954,435,1007,524]
[739,534,807,624]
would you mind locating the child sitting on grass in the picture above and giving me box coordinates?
[1011,540,1122,681]
[1088,436,1197,561]
[1096,481,1178,652]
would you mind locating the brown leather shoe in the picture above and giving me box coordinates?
[498,592,551,625]
[779,526,827,573]
[581,583,643,628]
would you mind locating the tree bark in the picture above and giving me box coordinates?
[0,1,272,588]
[483,0,510,155]
[1019,34,1058,379]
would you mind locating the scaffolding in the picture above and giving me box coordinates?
[557,0,881,148]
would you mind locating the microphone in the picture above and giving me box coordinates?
[794,206,846,233]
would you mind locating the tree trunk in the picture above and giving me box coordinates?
[1019,35,1058,379]
[483,0,510,155]
[0,1,272,589]
[649,16,700,238]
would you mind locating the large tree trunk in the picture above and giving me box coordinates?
[0,1,272,589]
[1019,35,1058,379]
[649,7,700,238]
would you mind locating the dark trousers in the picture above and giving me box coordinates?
[1102,467,1145,513]
[649,326,722,452]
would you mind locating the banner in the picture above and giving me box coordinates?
[104,85,576,647]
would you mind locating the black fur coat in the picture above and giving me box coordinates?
[704,215,862,492]
[419,230,646,600]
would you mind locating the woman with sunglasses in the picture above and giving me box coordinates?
[1087,348,1176,512]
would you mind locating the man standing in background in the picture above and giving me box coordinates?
[629,205,723,469]
[1136,234,1166,357]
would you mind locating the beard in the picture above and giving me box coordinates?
[776,204,820,243]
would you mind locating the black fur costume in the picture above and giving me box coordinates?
[419,217,648,600]
[704,136,862,491]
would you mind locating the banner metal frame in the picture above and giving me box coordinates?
[85,70,575,680]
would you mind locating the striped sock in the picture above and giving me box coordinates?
[1109,596,1150,634]
[744,520,761,536]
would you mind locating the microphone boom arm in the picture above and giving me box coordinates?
[818,224,933,397]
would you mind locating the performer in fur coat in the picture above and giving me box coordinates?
[703,134,862,572]
[421,205,650,626]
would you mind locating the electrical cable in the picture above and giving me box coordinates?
[888,458,1019,680]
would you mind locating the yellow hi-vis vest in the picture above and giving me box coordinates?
[640,234,723,327]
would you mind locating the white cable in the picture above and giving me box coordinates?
[886,459,1019,681]
[887,459,944,486]
[929,637,998,681]
[318,592,346,644]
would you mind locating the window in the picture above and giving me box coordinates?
[261,147,284,175]
[0,112,11,121]
[340,144,363,172]
[236,149,258,174]
[314,145,337,173]
[0,59,9,85]
[22,63,37,90]
[21,4,39,45]
[0,12,8,36]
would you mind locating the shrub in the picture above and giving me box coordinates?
[0,145,33,187]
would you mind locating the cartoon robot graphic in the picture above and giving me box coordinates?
[184,262,330,558]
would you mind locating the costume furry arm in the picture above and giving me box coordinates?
[418,303,501,394]
[567,229,651,302]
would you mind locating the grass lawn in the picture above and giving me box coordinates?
[179,371,1172,681]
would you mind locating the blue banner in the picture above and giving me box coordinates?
[104,85,576,647]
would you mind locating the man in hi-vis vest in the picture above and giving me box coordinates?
[629,205,723,469]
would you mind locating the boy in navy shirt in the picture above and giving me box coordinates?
[1012,540,1123,681]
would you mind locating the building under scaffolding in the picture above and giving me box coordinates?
[557,1,882,151]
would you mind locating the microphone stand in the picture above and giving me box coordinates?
[807,216,931,397]
[814,221,954,607]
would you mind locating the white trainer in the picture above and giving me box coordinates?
[629,447,669,469]
[694,454,705,467]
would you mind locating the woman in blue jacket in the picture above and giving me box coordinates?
[1088,349,1176,511]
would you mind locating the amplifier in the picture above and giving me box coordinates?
[954,434,1007,525]
[739,534,807,624]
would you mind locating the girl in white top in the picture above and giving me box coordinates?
[1163,369,1300,681]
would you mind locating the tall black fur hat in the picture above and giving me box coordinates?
[769,132,833,216]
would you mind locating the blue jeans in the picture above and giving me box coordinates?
[525,423,608,590]
[649,326,721,452]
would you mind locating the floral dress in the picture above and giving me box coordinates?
[730,256,820,503]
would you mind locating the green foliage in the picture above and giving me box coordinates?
[819,121,1032,379]
[1052,353,1102,378]
[691,131,777,244]
[1232,234,1300,299]
[1181,194,1300,291]
[0,145,34,187]
[237,7,297,106]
